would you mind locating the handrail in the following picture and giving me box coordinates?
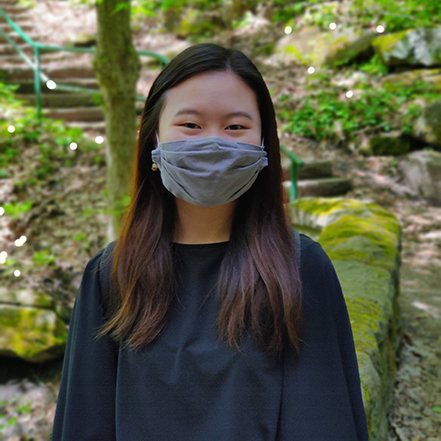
[0,7,169,119]
[280,144,304,201]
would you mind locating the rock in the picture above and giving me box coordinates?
[0,288,68,363]
[288,197,402,440]
[176,9,224,39]
[297,177,352,197]
[281,157,333,181]
[412,101,441,148]
[70,32,96,48]
[361,133,411,156]
[372,27,441,67]
[398,150,441,205]
[382,69,441,92]
[275,25,376,67]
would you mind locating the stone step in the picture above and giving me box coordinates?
[283,177,352,198]
[0,12,28,24]
[43,106,104,122]
[0,64,96,80]
[282,157,333,180]
[0,43,78,57]
[0,5,30,15]
[0,50,83,65]
[0,20,33,32]
[0,42,30,55]
[10,78,100,93]
[16,92,100,108]
[66,120,106,134]
[1,31,43,44]
[42,102,144,122]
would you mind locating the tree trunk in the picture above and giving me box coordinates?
[92,0,141,241]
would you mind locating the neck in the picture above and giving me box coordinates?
[174,199,236,244]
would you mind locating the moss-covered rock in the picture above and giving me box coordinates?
[275,26,376,67]
[176,9,224,38]
[372,27,441,67]
[0,288,68,362]
[0,305,68,363]
[0,287,54,308]
[413,101,441,148]
[361,133,411,156]
[289,197,401,441]
[382,69,441,93]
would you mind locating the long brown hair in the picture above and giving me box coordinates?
[98,43,303,357]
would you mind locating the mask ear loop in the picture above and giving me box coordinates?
[152,133,160,171]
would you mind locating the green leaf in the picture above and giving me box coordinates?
[434,406,441,413]
[74,233,88,242]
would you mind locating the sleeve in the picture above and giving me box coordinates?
[277,237,369,441]
[51,249,118,441]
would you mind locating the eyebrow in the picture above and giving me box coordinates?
[174,108,254,120]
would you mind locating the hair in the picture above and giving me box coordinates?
[97,43,303,357]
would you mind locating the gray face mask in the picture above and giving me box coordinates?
[151,136,268,207]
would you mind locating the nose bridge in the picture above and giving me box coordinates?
[204,125,223,138]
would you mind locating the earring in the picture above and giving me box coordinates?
[151,163,158,171]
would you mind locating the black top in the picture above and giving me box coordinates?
[52,234,369,441]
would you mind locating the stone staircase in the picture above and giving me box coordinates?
[282,157,352,198]
[0,0,150,136]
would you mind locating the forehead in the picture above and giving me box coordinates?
[160,71,260,118]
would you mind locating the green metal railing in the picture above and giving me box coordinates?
[0,7,303,200]
[280,144,304,201]
[0,7,169,120]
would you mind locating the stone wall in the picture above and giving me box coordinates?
[289,197,402,441]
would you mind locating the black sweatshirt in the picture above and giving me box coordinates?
[52,234,369,440]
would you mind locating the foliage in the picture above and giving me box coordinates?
[131,0,222,20]
[277,71,439,144]
[271,0,309,23]
[32,249,57,267]
[350,0,441,32]
[356,55,389,77]
[270,0,441,33]
[1,202,33,220]
[0,84,102,183]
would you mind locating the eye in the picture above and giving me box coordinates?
[181,123,201,129]
[226,124,246,131]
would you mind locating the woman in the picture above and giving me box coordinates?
[52,43,368,440]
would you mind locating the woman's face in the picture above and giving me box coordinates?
[157,71,262,145]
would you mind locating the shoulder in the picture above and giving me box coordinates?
[297,232,341,296]
[84,241,117,276]
[298,233,333,270]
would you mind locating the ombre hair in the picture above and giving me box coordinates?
[98,43,303,357]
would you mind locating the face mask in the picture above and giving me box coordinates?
[151,136,268,207]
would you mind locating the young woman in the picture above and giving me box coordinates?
[52,43,369,440]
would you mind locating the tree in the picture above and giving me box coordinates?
[92,0,141,240]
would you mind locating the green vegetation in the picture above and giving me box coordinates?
[0,82,103,183]
[0,396,31,437]
[32,249,57,267]
[277,71,439,144]
[271,0,441,32]
[351,0,441,32]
